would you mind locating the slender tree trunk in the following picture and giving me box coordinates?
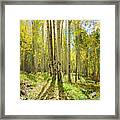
[86,48,88,77]
[53,20,57,82]
[57,20,60,61]
[77,21,80,80]
[46,20,52,75]
[42,23,45,72]
[60,20,64,73]
[63,20,67,75]
[75,23,78,82]
[49,20,54,76]
[68,20,71,83]
[93,48,97,81]
[75,21,81,81]
[53,20,57,61]
[57,20,65,99]
[32,21,35,72]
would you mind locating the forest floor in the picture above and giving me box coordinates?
[20,72,100,100]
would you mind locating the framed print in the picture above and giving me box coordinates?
[0,0,119,119]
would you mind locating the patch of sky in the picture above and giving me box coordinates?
[81,20,97,35]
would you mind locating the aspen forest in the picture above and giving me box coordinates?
[20,20,100,100]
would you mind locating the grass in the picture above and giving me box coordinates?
[20,72,100,100]
[63,83,88,100]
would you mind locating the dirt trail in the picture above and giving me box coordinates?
[40,78,59,100]
[36,80,52,99]
[27,80,48,99]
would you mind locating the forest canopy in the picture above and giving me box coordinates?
[20,20,100,100]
